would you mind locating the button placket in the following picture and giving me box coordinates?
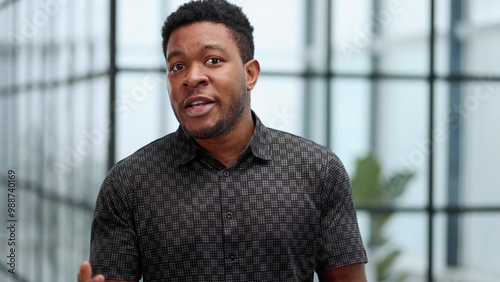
[219,168,238,272]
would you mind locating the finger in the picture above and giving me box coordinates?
[92,274,106,282]
[78,261,92,281]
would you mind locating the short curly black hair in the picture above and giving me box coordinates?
[161,0,254,62]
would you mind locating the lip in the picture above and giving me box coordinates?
[183,96,215,108]
[183,96,216,118]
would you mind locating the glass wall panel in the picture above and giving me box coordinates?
[244,0,306,72]
[91,0,109,73]
[435,213,500,282]
[251,76,305,137]
[330,79,371,174]
[1,0,110,280]
[434,81,450,208]
[376,0,430,75]
[461,82,500,206]
[73,0,90,77]
[332,0,373,73]
[117,0,165,68]
[87,77,111,198]
[469,0,500,26]
[304,78,328,146]
[360,212,428,281]
[374,80,429,207]
[461,213,500,281]
[434,0,451,76]
[115,72,173,161]
[461,25,500,76]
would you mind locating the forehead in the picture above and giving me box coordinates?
[166,21,237,53]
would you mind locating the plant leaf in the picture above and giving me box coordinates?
[383,171,414,200]
[351,154,381,205]
[376,248,402,281]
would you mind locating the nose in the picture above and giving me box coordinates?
[182,64,208,88]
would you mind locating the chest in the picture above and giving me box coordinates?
[131,164,322,279]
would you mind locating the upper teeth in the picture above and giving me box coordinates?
[191,101,206,108]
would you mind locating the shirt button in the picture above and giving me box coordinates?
[229,253,236,260]
[223,171,230,177]
[226,211,233,219]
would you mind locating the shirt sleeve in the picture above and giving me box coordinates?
[89,165,142,281]
[315,152,368,271]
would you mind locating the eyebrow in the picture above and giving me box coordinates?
[167,44,228,62]
[167,50,183,62]
[202,44,227,54]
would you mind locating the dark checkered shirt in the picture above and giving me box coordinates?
[90,113,367,281]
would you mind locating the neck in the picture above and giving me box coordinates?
[194,111,255,167]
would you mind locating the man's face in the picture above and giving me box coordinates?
[165,21,256,139]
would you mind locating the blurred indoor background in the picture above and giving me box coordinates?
[1,0,499,281]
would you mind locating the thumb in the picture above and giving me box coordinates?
[78,261,106,282]
[78,261,92,281]
[92,274,106,282]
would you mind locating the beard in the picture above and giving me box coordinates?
[174,90,249,140]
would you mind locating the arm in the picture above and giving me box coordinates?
[89,167,142,280]
[316,153,368,281]
[78,261,137,282]
[317,263,367,282]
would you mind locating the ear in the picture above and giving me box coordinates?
[244,59,260,91]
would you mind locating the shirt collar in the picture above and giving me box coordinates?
[172,126,198,166]
[173,111,272,166]
[246,111,272,161]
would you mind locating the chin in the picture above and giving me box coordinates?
[183,119,226,140]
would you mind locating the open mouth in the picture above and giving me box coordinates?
[184,98,216,117]
[189,101,213,109]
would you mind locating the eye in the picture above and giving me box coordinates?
[171,64,184,72]
[206,58,221,65]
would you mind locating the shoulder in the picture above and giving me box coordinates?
[97,132,181,202]
[264,128,349,186]
[108,132,179,180]
[266,128,339,165]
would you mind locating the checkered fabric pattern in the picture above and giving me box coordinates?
[89,112,367,281]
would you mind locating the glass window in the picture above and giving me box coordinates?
[433,81,451,208]
[461,82,500,206]
[461,214,500,280]
[252,76,305,137]
[304,78,328,146]
[376,0,430,75]
[462,25,500,76]
[332,0,374,73]
[373,80,429,207]
[361,212,428,281]
[91,0,110,73]
[115,72,172,161]
[331,79,371,173]
[117,0,165,68]
[243,0,306,72]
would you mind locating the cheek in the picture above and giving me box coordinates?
[166,78,179,100]
[220,72,246,92]
[165,85,178,108]
[168,93,179,110]
[166,76,173,93]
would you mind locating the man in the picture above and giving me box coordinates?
[79,0,368,281]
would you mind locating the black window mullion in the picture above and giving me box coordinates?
[427,0,437,281]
